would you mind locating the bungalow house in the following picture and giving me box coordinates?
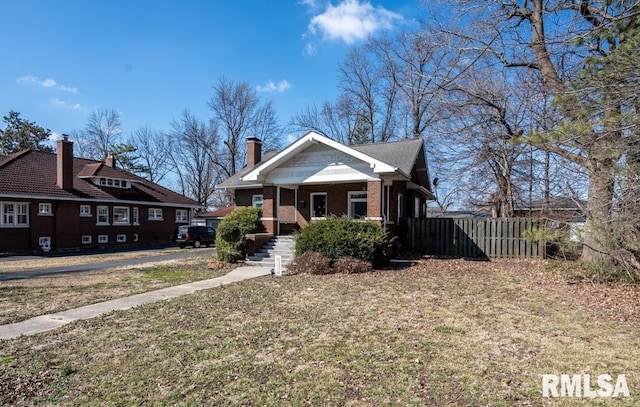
[217,131,435,239]
[0,136,201,253]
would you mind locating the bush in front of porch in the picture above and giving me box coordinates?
[215,207,264,262]
[294,215,386,264]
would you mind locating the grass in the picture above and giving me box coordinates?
[0,257,233,325]
[1,258,639,405]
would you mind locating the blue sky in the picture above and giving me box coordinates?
[1,0,423,143]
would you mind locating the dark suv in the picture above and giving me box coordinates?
[175,226,215,248]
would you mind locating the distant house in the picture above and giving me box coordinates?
[514,197,586,222]
[217,131,435,239]
[0,136,201,253]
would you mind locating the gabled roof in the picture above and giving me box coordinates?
[241,132,399,183]
[0,150,201,208]
[217,132,432,194]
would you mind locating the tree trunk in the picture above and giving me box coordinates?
[581,159,615,263]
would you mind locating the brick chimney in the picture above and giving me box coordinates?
[105,154,116,168]
[56,135,74,191]
[246,137,262,169]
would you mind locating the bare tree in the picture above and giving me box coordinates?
[439,0,640,266]
[128,125,172,184]
[208,77,282,177]
[74,108,123,160]
[167,110,220,207]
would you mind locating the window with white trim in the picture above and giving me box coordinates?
[1,202,29,227]
[116,234,126,243]
[252,194,264,208]
[175,209,189,223]
[80,205,92,217]
[82,235,92,244]
[133,233,139,242]
[39,236,51,248]
[98,235,108,243]
[97,206,109,225]
[148,208,163,221]
[310,193,327,218]
[38,203,52,215]
[348,192,368,220]
[132,207,139,225]
[113,206,130,225]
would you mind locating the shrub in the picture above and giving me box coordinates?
[287,251,332,275]
[333,256,373,274]
[295,215,386,263]
[215,207,264,262]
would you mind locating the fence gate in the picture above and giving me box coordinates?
[401,217,545,258]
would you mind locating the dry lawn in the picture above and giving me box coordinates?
[0,249,184,273]
[0,256,233,325]
[1,258,639,406]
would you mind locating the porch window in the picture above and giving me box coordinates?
[310,193,327,218]
[348,192,368,220]
[252,194,263,208]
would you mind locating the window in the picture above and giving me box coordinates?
[1,202,29,227]
[39,236,51,248]
[114,179,121,187]
[252,194,264,208]
[397,194,404,223]
[176,209,189,223]
[80,205,91,217]
[113,206,130,225]
[97,206,109,225]
[415,197,421,218]
[38,203,52,215]
[100,178,107,186]
[348,192,368,220]
[133,233,139,242]
[116,234,126,242]
[82,235,92,244]
[132,207,139,225]
[148,208,163,221]
[17,203,28,225]
[107,179,113,186]
[98,235,108,243]
[310,193,327,218]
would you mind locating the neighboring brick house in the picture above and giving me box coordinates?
[217,131,435,238]
[0,136,201,253]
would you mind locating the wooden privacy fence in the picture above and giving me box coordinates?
[400,217,545,258]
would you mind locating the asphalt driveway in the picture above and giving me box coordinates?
[0,247,216,281]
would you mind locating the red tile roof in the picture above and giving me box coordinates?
[0,150,200,207]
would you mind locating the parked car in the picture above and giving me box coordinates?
[175,226,215,248]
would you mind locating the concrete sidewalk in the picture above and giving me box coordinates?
[0,266,273,340]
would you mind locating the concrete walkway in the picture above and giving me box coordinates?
[0,266,273,340]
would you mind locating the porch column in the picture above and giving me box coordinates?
[262,185,277,235]
[366,179,383,226]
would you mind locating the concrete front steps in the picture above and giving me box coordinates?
[246,235,296,268]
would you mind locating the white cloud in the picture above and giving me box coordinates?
[307,0,403,44]
[48,132,64,143]
[50,98,83,110]
[256,80,292,93]
[16,75,78,93]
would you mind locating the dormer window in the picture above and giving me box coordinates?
[96,177,131,189]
